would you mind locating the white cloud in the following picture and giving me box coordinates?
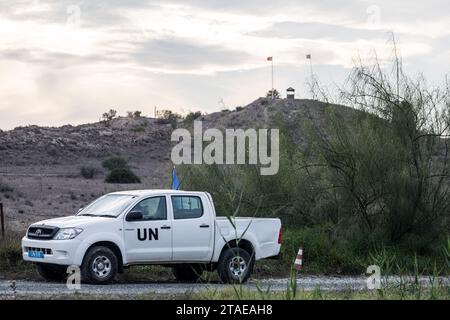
[0,0,448,129]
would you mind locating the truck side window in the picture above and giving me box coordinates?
[171,196,203,220]
[131,196,167,221]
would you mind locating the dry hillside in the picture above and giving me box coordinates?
[0,98,360,231]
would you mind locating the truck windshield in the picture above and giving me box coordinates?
[78,194,136,217]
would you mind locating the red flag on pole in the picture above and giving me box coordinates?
[267,56,273,61]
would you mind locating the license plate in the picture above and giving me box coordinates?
[28,251,44,258]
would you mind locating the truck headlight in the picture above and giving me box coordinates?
[54,228,83,240]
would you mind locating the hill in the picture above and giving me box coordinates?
[0,98,362,231]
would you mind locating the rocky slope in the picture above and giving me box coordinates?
[0,98,359,231]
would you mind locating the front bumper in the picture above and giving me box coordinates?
[22,236,82,266]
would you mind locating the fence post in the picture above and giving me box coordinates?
[0,202,4,238]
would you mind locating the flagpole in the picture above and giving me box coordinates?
[306,54,314,98]
[271,58,274,99]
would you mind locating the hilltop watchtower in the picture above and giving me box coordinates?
[286,87,295,99]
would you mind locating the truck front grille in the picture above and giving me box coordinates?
[27,225,59,240]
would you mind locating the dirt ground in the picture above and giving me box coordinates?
[0,163,170,233]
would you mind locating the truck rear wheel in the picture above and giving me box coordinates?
[172,264,203,282]
[217,247,253,284]
[81,246,118,284]
[36,263,67,282]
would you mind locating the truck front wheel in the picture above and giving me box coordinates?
[36,263,67,282]
[81,246,118,284]
[217,247,254,284]
[172,264,203,282]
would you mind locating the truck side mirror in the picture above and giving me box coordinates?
[126,210,143,221]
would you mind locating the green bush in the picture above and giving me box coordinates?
[184,111,202,124]
[132,126,145,133]
[281,226,365,274]
[102,156,128,171]
[105,168,141,184]
[127,110,142,118]
[155,110,182,128]
[0,180,13,193]
[101,109,117,124]
[80,166,98,179]
[0,232,27,272]
[178,56,450,274]
[446,238,450,268]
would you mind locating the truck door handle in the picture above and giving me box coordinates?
[125,228,135,231]
[161,225,171,230]
[199,224,210,228]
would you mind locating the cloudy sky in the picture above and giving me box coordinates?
[0,0,449,129]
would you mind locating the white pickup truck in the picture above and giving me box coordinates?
[22,190,282,284]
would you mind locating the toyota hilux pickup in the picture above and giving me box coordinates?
[22,190,282,284]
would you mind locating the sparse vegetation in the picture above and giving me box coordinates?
[446,238,450,267]
[184,111,202,124]
[155,109,182,128]
[194,245,449,300]
[266,89,280,99]
[0,232,32,275]
[192,284,450,300]
[105,168,141,184]
[180,56,450,275]
[127,110,142,118]
[80,166,99,179]
[132,126,145,133]
[102,156,129,171]
[101,109,118,125]
[101,156,141,184]
[0,179,13,193]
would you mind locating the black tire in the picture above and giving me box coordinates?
[81,246,118,284]
[217,247,254,284]
[172,264,203,282]
[36,263,67,282]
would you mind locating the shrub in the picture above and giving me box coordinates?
[184,111,202,124]
[178,55,450,274]
[155,109,182,128]
[0,180,13,193]
[102,156,128,171]
[105,168,141,184]
[80,166,98,179]
[132,126,145,133]
[446,238,450,268]
[0,232,27,272]
[127,110,142,118]
[281,226,364,274]
[101,109,117,124]
[235,106,244,112]
[266,89,280,99]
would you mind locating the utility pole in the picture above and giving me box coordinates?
[306,54,314,98]
[267,56,274,99]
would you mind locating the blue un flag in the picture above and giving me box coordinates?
[172,166,180,190]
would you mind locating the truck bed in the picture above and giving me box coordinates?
[213,216,281,261]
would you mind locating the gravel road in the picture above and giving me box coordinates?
[1,276,449,299]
